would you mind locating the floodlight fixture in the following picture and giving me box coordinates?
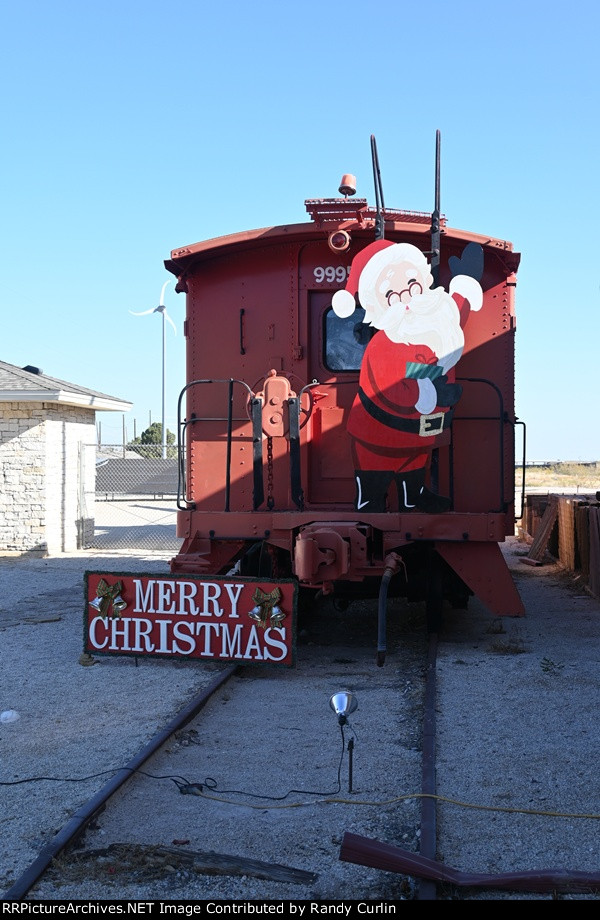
[329,691,358,726]
[329,691,358,793]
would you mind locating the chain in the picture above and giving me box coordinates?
[266,437,274,510]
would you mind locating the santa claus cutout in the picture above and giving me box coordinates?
[331,240,483,513]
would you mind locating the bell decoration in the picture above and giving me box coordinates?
[249,606,263,623]
[89,578,128,619]
[249,587,283,629]
[111,594,128,615]
[269,605,286,627]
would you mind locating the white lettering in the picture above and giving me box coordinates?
[172,620,195,654]
[242,625,263,660]
[263,627,287,661]
[220,623,244,658]
[87,579,292,664]
[133,618,154,652]
[125,578,258,618]
[109,617,132,651]
[177,581,200,615]
[202,582,223,616]
[195,621,220,655]
[156,619,172,653]
[224,583,244,618]
[314,265,350,284]
[157,580,176,614]
[88,615,109,650]
[134,579,155,613]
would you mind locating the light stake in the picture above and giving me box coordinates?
[329,691,358,792]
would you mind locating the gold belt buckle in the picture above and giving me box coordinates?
[419,411,445,437]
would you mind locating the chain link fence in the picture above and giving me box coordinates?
[87,444,181,552]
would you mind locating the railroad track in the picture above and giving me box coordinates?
[2,598,430,902]
[2,666,239,901]
[4,562,600,903]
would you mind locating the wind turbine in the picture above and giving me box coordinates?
[130,281,177,459]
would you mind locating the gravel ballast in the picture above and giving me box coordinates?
[2,540,600,902]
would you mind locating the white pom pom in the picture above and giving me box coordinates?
[332,289,356,318]
[449,275,483,312]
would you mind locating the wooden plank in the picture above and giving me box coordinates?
[154,844,318,883]
[558,497,576,571]
[60,843,317,885]
[522,496,558,564]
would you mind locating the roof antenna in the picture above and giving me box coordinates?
[430,129,441,287]
[370,135,385,240]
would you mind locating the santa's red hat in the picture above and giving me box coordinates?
[331,239,394,318]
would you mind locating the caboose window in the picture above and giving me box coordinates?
[323,306,373,372]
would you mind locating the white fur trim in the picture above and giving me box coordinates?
[332,289,356,318]
[449,274,483,311]
[415,377,437,414]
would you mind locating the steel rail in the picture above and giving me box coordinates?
[417,632,439,900]
[1,665,240,901]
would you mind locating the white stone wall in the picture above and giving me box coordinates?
[0,403,97,554]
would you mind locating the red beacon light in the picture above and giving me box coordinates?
[339,174,357,197]
[327,175,357,251]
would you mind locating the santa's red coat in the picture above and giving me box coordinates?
[348,333,456,473]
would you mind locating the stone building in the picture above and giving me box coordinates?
[0,361,131,554]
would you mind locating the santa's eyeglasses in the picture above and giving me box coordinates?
[386,280,423,306]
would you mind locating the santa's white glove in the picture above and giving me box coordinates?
[415,378,437,415]
[449,274,483,311]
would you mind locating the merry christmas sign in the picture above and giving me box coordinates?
[84,571,297,667]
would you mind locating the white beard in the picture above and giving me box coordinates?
[371,288,464,373]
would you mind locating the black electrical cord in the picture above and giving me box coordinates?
[0,724,357,800]
[174,723,356,800]
[0,768,192,786]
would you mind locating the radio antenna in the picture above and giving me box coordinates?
[370,135,385,240]
[430,129,441,286]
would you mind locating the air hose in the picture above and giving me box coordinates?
[377,552,403,667]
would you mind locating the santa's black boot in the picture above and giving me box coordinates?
[354,470,394,512]
[396,469,452,513]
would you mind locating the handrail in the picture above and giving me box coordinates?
[455,377,507,513]
[175,375,517,518]
[513,418,527,521]
[176,378,255,511]
[300,376,511,513]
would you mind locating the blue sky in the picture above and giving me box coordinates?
[2,0,599,461]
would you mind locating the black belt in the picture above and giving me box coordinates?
[358,387,453,437]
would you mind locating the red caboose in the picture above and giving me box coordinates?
[165,140,524,634]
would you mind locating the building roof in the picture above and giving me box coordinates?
[0,360,132,412]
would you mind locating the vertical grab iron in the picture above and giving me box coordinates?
[371,135,386,241]
[430,130,442,493]
[430,129,441,287]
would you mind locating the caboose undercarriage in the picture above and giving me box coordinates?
[170,508,524,630]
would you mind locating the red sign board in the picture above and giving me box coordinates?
[84,571,297,667]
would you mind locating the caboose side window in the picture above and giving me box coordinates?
[323,305,373,372]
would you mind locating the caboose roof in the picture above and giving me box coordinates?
[165,203,519,283]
